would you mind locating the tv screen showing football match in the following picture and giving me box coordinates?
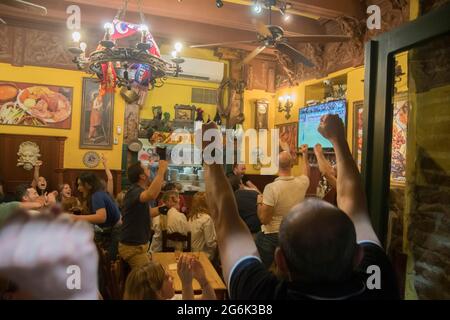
[298,100,347,149]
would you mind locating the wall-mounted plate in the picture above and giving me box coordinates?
[83,151,100,168]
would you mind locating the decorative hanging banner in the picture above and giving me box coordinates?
[96,19,161,97]
[111,19,161,57]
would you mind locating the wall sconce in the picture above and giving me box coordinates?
[394,61,405,94]
[278,95,294,120]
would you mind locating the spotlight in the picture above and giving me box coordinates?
[253,1,262,14]
[283,14,291,21]
[71,31,81,42]
[215,0,223,8]
[174,42,183,52]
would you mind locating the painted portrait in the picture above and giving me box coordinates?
[390,95,409,185]
[80,78,114,149]
[276,122,298,160]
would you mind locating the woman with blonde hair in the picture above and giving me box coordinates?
[186,192,217,261]
[123,255,216,300]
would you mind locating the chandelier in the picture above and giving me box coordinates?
[68,0,176,95]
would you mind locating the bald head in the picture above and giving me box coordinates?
[279,198,357,283]
[279,151,293,171]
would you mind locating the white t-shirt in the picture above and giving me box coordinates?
[150,207,190,253]
[262,175,310,234]
[188,213,217,260]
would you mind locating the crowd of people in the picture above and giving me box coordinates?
[0,115,399,300]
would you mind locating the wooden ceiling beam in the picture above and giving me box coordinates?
[288,0,365,20]
[65,0,325,35]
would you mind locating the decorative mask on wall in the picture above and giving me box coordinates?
[17,141,41,171]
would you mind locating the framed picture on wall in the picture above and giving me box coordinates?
[276,122,298,161]
[255,99,269,130]
[0,81,73,129]
[352,100,364,171]
[390,92,409,186]
[174,104,196,121]
[80,78,114,149]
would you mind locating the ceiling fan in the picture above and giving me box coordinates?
[190,21,350,67]
[0,0,48,24]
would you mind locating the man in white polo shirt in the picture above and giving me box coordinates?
[256,145,310,268]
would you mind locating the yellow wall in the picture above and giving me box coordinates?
[139,45,228,127]
[0,63,125,170]
[0,45,227,171]
[269,67,365,176]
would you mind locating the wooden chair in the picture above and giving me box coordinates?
[96,245,114,300]
[162,230,192,252]
[110,258,130,300]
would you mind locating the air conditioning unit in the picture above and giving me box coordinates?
[162,55,225,83]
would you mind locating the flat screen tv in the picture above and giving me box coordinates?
[298,100,347,149]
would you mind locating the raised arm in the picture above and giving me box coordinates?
[298,144,310,178]
[314,144,337,188]
[318,115,380,244]
[139,160,168,203]
[31,160,42,189]
[101,154,114,196]
[202,123,259,286]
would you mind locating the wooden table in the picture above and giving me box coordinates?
[152,252,227,299]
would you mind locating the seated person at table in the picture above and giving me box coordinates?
[187,192,217,260]
[30,160,49,197]
[229,175,261,237]
[201,118,399,300]
[15,184,56,213]
[123,254,216,300]
[58,183,82,213]
[150,191,190,253]
[157,182,187,213]
[227,164,260,193]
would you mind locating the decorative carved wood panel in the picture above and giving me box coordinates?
[0,25,77,69]
[0,134,66,194]
[245,59,277,93]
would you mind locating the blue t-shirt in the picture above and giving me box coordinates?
[91,191,120,228]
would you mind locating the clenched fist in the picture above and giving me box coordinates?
[318,114,345,142]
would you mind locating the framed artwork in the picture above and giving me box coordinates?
[390,93,409,186]
[276,122,298,161]
[174,104,196,121]
[80,78,114,149]
[123,103,140,145]
[352,100,364,171]
[0,81,73,129]
[255,99,269,130]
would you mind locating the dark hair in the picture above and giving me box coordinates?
[128,162,144,184]
[163,182,176,192]
[78,173,103,211]
[228,175,241,192]
[15,184,31,201]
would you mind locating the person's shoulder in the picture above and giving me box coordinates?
[229,256,279,300]
[295,175,310,184]
[357,241,400,299]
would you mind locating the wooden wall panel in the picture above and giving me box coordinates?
[0,133,66,194]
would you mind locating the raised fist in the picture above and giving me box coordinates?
[317,114,345,142]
